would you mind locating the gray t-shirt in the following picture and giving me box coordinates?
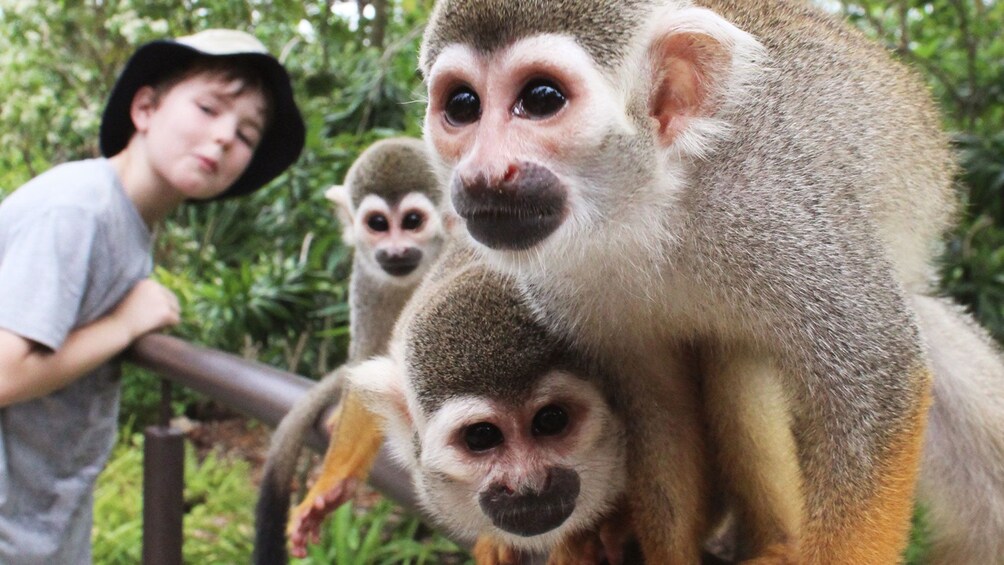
[0,158,152,564]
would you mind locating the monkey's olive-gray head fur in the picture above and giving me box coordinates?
[344,137,441,209]
[405,265,584,414]
[419,0,657,74]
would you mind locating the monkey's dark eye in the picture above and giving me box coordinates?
[402,211,424,230]
[514,80,566,120]
[463,422,504,452]
[366,213,389,232]
[444,87,481,126]
[532,405,568,436]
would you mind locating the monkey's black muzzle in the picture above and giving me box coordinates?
[376,248,423,277]
[479,466,580,537]
[452,162,567,251]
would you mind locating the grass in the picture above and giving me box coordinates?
[293,499,470,565]
[93,431,469,564]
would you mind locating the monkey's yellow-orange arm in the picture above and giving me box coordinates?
[287,389,384,546]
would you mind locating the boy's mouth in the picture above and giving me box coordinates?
[195,155,219,174]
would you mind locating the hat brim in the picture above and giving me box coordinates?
[100,40,305,200]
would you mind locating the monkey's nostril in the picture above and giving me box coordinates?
[503,164,519,182]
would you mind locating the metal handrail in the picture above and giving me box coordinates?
[125,333,419,564]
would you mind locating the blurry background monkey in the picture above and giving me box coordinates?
[419,0,958,561]
[327,136,448,362]
[253,137,448,564]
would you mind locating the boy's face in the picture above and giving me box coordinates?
[134,72,268,200]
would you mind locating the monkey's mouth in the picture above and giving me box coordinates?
[380,261,419,277]
[451,163,568,251]
[376,249,423,277]
[462,208,565,251]
[478,467,580,537]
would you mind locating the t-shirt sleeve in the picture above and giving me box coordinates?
[0,208,98,350]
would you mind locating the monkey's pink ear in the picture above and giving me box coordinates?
[325,184,355,246]
[346,357,413,431]
[645,8,764,148]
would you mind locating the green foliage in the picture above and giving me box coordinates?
[93,433,468,564]
[92,432,257,564]
[294,499,470,565]
[0,0,431,420]
[904,504,933,565]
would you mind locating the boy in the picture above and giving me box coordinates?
[0,29,305,563]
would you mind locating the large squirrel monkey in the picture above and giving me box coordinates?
[419,0,964,562]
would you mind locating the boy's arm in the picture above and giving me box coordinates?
[0,279,180,407]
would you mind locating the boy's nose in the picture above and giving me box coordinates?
[212,118,238,146]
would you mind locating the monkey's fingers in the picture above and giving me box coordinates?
[547,531,605,565]
[287,477,358,557]
[597,504,634,565]
[471,536,525,565]
[286,392,384,555]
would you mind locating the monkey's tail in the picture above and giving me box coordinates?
[911,295,1004,565]
[252,368,349,565]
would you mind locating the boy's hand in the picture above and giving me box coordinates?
[111,279,181,340]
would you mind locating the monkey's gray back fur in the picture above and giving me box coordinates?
[694,0,956,292]
[913,295,1004,565]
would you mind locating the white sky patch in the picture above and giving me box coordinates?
[297,18,315,42]
[332,1,362,31]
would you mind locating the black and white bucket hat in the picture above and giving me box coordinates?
[99,29,306,199]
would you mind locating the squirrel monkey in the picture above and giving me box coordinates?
[253,137,448,564]
[259,4,1004,562]
[420,0,957,562]
[347,244,635,565]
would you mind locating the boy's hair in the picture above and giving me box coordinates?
[151,55,277,127]
[100,30,304,200]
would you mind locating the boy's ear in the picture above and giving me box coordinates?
[324,184,356,246]
[130,86,159,134]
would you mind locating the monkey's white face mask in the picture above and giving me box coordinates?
[349,356,628,553]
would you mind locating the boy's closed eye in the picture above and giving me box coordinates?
[194,95,264,148]
[237,128,261,149]
[197,102,219,116]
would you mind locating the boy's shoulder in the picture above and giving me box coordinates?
[1,159,124,223]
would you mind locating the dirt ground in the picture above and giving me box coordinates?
[183,414,272,482]
[179,412,387,509]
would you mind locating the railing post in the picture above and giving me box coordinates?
[142,380,184,565]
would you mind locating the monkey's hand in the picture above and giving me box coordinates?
[471,536,528,565]
[548,503,633,565]
[287,391,384,558]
